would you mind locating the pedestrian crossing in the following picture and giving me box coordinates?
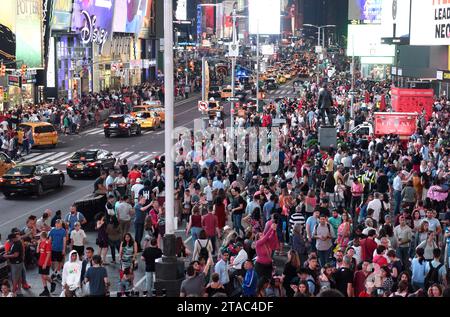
[19,150,161,167]
[267,88,298,96]
[79,127,156,136]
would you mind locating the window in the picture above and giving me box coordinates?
[34,125,56,133]
[6,166,36,175]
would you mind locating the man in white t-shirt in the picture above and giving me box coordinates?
[203,178,214,205]
[367,192,382,223]
[36,210,52,232]
[131,178,144,205]
[70,222,87,258]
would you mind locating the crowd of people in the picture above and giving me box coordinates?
[1,45,450,298]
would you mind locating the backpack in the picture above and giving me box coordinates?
[197,239,210,261]
[313,223,332,238]
[424,262,444,290]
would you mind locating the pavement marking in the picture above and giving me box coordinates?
[127,152,147,163]
[86,128,104,135]
[117,151,134,160]
[156,130,164,135]
[39,151,69,163]
[48,152,75,165]
[80,127,99,135]
[20,152,41,160]
[22,152,56,163]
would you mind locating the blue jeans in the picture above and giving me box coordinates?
[394,190,402,215]
[232,213,244,236]
[134,222,144,249]
[145,272,155,296]
[317,248,331,268]
[190,227,202,245]
[397,246,410,270]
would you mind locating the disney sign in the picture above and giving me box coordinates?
[80,10,108,54]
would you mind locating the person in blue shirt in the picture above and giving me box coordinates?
[263,195,276,223]
[64,205,87,234]
[305,210,320,252]
[242,260,258,297]
[48,219,67,283]
[214,251,230,291]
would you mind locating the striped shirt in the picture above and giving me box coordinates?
[289,212,305,236]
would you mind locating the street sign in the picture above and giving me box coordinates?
[228,42,239,57]
[227,97,240,102]
[315,46,323,53]
[198,101,208,112]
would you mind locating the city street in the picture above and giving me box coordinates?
[0,81,295,296]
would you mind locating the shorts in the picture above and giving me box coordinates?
[51,251,64,262]
[38,266,50,275]
[9,263,23,283]
[72,245,85,257]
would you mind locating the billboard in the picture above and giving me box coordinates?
[410,0,450,46]
[249,0,281,35]
[348,0,382,23]
[71,0,115,35]
[51,0,73,30]
[16,0,43,68]
[175,0,187,21]
[380,0,410,43]
[114,0,148,35]
[0,0,16,64]
[347,24,395,58]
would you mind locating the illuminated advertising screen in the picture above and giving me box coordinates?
[175,0,187,21]
[410,0,450,45]
[71,0,115,34]
[112,0,147,34]
[16,0,43,68]
[347,24,395,58]
[348,0,382,23]
[0,0,16,64]
[249,0,281,35]
[380,0,410,43]
[51,0,73,30]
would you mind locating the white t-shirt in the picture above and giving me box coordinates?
[70,229,86,246]
[204,185,213,202]
[367,199,382,222]
[131,183,144,200]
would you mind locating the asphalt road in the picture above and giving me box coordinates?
[0,81,297,296]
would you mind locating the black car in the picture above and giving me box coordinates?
[67,149,116,178]
[104,115,141,137]
[208,86,222,99]
[265,78,278,90]
[0,164,64,198]
[235,90,248,102]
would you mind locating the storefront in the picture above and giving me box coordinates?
[53,35,93,100]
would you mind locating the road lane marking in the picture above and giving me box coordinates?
[48,152,75,165]
[39,151,69,163]
[117,151,134,160]
[127,152,146,163]
[22,152,56,163]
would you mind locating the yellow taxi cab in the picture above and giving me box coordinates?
[283,72,292,80]
[135,111,162,130]
[146,105,166,122]
[0,152,15,177]
[18,122,58,148]
[130,101,162,117]
[206,100,224,119]
[277,74,286,84]
[220,87,232,100]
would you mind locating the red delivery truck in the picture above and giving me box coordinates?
[390,87,434,120]
[348,112,419,141]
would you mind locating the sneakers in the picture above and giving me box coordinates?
[22,283,31,290]
[56,273,62,281]
[39,288,50,297]
[50,282,56,293]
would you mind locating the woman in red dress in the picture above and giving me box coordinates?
[213,196,227,230]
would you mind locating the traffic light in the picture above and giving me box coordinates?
[21,64,27,76]
[189,61,194,72]
[0,64,6,76]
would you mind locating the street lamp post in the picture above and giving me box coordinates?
[303,24,336,85]
[155,0,184,297]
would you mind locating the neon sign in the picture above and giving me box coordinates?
[80,10,108,54]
